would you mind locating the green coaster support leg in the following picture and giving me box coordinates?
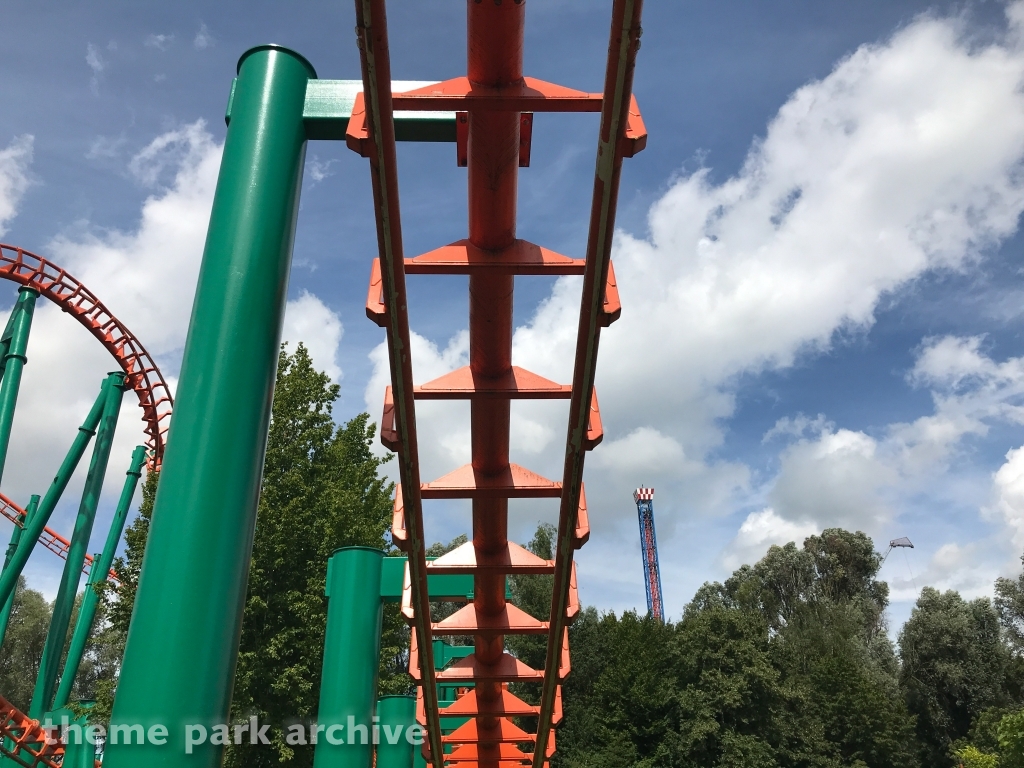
[0,494,38,648]
[375,696,416,768]
[0,287,38,487]
[104,44,314,768]
[30,371,126,719]
[52,444,146,711]
[0,378,111,609]
[313,547,384,768]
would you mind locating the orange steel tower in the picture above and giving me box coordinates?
[352,0,645,765]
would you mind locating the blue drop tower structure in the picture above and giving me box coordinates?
[634,487,665,621]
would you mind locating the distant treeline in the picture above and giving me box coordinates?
[506,526,1024,768]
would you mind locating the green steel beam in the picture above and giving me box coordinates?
[44,706,95,768]
[0,494,37,649]
[0,287,38,487]
[314,547,384,768]
[0,378,111,609]
[226,79,456,142]
[378,557,510,603]
[30,371,126,719]
[52,444,146,711]
[105,44,313,768]
[375,696,416,768]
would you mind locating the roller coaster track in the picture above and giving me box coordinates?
[0,243,172,469]
[0,492,118,585]
[354,1,645,765]
[0,243,172,580]
[0,244,172,768]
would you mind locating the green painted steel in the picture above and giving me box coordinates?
[0,287,38,486]
[104,44,313,768]
[30,372,126,719]
[52,444,146,710]
[375,696,416,768]
[0,379,110,609]
[314,547,384,768]
[45,706,96,768]
[379,557,479,602]
[431,638,473,670]
[0,494,37,648]
[226,79,456,142]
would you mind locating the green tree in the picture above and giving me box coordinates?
[996,558,1024,656]
[555,608,676,768]
[900,587,1009,765]
[225,344,394,768]
[554,528,919,768]
[952,744,1000,768]
[0,577,51,711]
[507,523,555,673]
[999,708,1024,768]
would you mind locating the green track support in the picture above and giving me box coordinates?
[314,547,385,768]
[0,287,37,487]
[225,79,457,142]
[376,696,416,768]
[30,371,126,719]
[0,378,111,609]
[44,706,96,768]
[104,44,313,768]
[52,444,146,711]
[0,494,37,649]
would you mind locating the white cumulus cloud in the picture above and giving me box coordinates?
[0,135,33,236]
[282,291,344,382]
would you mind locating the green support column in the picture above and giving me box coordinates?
[0,378,110,609]
[0,494,38,648]
[375,696,416,768]
[104,44,314,768]
[313,547,385,768]
[0,287,38,487]
[52,444,146,711]
[30,371,126,719]
[45,706,95,768]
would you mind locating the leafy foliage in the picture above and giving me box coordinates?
[1000,709,1024,768]
[554,528,920,768]
[899,587,1009,764]
[225,344,394,768]
[0,577,51,711]
[953,744,1000,768]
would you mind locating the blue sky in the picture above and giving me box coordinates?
[2,0,1024,630]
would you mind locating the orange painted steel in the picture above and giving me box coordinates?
[0,244,172,469]
[0,492,119,585]
[0,244,172,582]
[352,0,446,764]
[533,2,645,765]
[0,693,61,768]
[353,1,645,766]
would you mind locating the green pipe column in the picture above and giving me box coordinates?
[104,45,314,768]
[30,371,126,719]
[0,494,38,648]
[375,696,416,768]
[52,444,146,711]
[0,378,111,608]
[48,706,96,768]
[313,547,385,768]
[0,287,38,487]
